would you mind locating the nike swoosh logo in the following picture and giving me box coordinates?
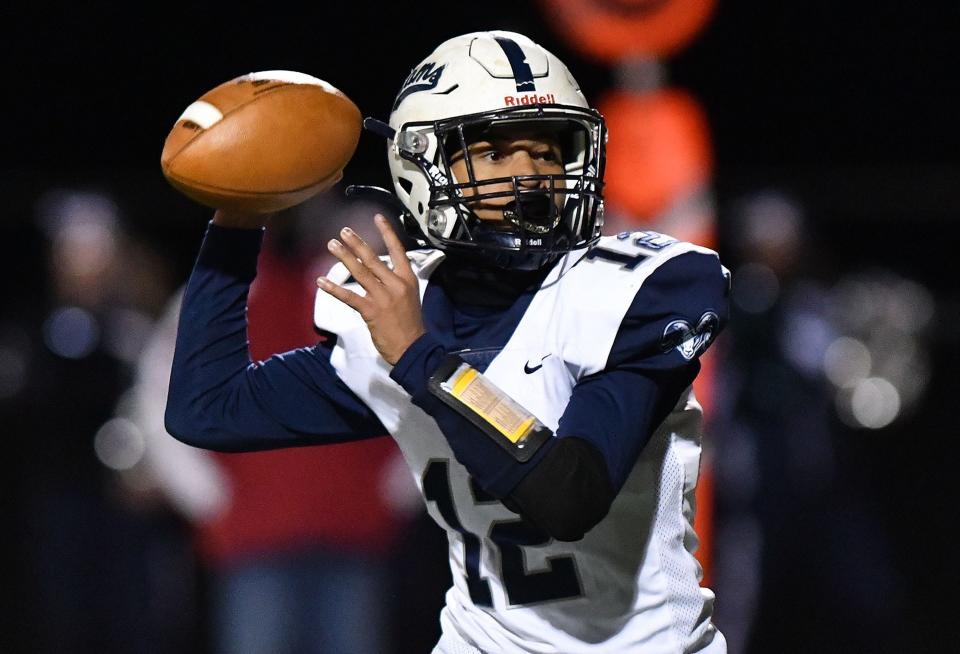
[524,355,551,374]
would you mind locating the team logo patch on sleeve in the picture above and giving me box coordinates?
[661,311,719,360]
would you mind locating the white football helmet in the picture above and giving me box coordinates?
[378,30,606,269]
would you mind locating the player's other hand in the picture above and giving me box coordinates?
[318,214,426,365]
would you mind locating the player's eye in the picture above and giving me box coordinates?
[534,149,559,162]
[478,149,504,162]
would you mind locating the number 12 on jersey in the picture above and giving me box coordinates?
[422,459,583,607]
[587,230,678,270]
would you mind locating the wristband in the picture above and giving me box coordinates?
[428,354,551,462]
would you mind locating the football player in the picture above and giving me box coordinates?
[166,30,730,654]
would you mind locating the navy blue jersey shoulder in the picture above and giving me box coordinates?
[556,249,729,491]
[610,250,729,369]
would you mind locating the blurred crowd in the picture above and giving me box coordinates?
[710,190,941,653]
[3,189,448,654]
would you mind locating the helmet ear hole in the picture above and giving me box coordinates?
[398,177,413,195]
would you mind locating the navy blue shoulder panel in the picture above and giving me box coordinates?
[555,250,729,490]
[609,249,730,371]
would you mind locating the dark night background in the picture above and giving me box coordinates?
[5,2,959,284]
[3,1,958,652]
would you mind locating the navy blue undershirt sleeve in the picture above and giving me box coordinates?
[555,364,699,492]
[164,221,387,452]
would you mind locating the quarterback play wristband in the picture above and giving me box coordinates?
[428,355,552,462]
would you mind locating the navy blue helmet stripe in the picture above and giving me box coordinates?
[494,37,536,92]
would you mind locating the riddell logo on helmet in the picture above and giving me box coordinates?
[504,93,556,107]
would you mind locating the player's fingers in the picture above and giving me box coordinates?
[338,226,397,284]
[375,214,415,282]
[327,239,384,299]
[316,276,372,316]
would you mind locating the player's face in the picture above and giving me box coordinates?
[448,128,565,222]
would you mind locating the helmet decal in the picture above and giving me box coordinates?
[393,62,447,110]
[493,37,536,92]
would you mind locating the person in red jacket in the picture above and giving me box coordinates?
[116,203,420,654]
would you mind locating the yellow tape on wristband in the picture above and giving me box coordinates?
[447,365,536,444]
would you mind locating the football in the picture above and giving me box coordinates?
[161,70,362,213]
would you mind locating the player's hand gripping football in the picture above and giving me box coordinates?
[317,214,426,365]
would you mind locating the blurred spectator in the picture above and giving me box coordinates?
[111,195,422,654]
[712,190,932,653]
[5,189,194,653]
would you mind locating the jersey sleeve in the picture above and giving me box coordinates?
[164,221,387,452]
[556,249,730,490]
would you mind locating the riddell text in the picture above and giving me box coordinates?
[504,93,557,106]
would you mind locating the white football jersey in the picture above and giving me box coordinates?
[314,231,726,653]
